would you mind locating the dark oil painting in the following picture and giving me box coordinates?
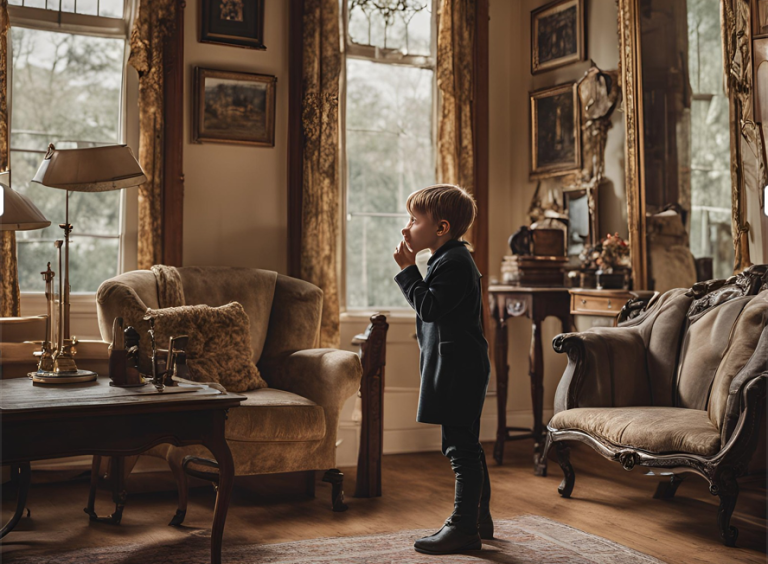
[537,91,576,167]
[537,6,578,65]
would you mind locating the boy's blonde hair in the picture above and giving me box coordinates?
[406,184,477,240]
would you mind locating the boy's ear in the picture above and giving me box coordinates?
[436,219,451,236]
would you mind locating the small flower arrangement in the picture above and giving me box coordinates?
[579,232,631,273]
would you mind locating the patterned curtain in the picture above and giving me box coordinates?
[0,0,19,317]
[300,0,342,348]
[128,0,177,270]
[436,0,476,247]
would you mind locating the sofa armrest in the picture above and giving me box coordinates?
[552,328,649,414]
[261,349,362,412]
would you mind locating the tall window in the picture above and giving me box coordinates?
[343,0,436,310]
[687,0,733,279]
[8,1,130,292]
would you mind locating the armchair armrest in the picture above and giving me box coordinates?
[260,349,363,412]
[552,328,649,413]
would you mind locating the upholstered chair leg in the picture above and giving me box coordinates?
[653,474,685,500]
[167,456,189,526]
[322,469,348,512]
[555,442,575,498]
[711,472,739,547]
[305,470,316,497]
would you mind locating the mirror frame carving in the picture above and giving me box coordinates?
[617,0,765,290]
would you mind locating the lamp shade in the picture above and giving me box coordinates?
[31,144,147,192]
[0,171,51,231]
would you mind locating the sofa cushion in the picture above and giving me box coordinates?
[225,388,327,442]
[708,289,768,431]
[549,406,721,456]
[675,295,754,410]
[147,301,268,393]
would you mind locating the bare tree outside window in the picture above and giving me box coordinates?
[9,14,127,292]
[344,0,436,310]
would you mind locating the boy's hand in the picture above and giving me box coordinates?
[394,239,417,270]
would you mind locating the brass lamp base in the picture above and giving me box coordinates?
[29,370,97,384]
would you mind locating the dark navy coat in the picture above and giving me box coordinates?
[394,238,491,426]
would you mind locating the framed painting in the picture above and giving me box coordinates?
[200,0,266,50]
[530,83,581,178]
[531,0,585,74]
[193,68,277,147]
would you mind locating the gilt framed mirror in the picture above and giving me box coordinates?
[618,0,766,290]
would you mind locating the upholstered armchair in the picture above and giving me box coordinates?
[543,265,768,547]
[95,267,362,523]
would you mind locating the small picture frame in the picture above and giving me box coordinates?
[193,68,277,147]
[531,0,585,75]
[200,0,266,50]
[530,83,581,178]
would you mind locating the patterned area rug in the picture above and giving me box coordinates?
[5,515,666,563]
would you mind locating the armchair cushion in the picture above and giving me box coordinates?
[147,302,267,393]
[549,406,720,456]
[225,388,326,442]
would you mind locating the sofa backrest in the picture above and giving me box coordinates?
[674,295,754,410]
[707,290,768,434]
[630,288,694,406]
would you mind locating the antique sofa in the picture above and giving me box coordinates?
[543,264,768,546]
[95,266,362,523]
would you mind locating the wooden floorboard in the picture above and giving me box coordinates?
[2,440,766,563]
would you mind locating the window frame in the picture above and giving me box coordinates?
[340,0,439,315]
[8,1,139,305]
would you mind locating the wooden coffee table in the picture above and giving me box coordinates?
[0,377,244,564]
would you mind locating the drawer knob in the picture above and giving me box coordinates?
[607,300,612,308]
[580,299,587,305]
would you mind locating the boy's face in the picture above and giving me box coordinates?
[401,209,447,254]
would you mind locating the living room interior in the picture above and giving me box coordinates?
[1,0,767,562]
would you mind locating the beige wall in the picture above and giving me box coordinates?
[182,0,290,272]
[487,0,624,425]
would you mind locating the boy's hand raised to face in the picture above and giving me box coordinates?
[394,239,417,270]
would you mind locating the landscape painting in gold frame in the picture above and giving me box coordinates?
[193,67,276,147]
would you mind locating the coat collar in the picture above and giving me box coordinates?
[427,239,470,266]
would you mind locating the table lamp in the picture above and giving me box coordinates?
[0,170,51,317]
[30,144,146,382]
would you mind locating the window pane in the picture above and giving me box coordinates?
[10,27,125,292]
[17,237,120,293]
[9,0,24,6]
[346,59,433,215]
[24,0,46,8]
[76,0,98,16]
[347,0,432,56]
[99,0,124,18]
[346,214,415,309]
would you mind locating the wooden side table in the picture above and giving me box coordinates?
[488,286,572,475]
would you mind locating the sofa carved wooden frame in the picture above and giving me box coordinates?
[541,265,768,547]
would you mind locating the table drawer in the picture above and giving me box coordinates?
[571,294,624,315]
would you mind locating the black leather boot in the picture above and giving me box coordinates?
[478,509,494,539]
[413,524,482,555]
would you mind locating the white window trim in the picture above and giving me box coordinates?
[9,2,140,316]
[340,0,438,316]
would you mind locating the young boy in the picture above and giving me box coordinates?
[392,184,493,555]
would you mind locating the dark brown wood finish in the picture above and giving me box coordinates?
[352,314,389,498]
[474,0,491,337]
[162,0,185,267]
[0,378,244,564]
[287,0,304,279]
[489,286,572,473]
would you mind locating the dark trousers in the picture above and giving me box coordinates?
[441,417,491,534]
